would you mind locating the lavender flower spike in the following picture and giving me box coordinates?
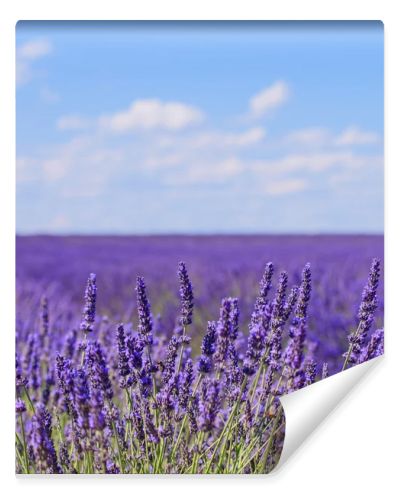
[295,263,312,323]
[267,271,289,370]
[283,264,312,375]
[214,298,233,366]
[359,328,384,363]
[136,276,153,346]
[250,262,274,328]
[255,262,274,313]
[357,258,380,335]
[304,359,317,386]
[198,321,217,374]
[343,258,380,368]
[30,403,62,473]
[16,398,26,414]
[178,261,194,327]
[80,273,97,334]
[86,341,114,401]
[116,324,130,387]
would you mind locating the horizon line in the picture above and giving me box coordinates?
[16,232,384,238]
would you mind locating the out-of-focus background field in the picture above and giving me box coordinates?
[16,234,384,375]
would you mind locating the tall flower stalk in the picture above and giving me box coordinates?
[342,259,381,370]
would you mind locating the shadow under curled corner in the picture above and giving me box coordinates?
[270,356,383,473]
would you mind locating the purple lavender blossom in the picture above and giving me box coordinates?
[214,298,237,368]
[179,358,194,410]
[359,328,384,363]
[74,367,91,432]
[162,335,179,383]
[30,403,62,473]
[271,271,288,330]
[16,398,26,413]
[202,321,217,357]
[135,276,153,346]
[198,321,217,374]
[251,262,274,325]
[80,273,97,334]
[358,259,380,332]
[126,331,143,372]
[268,271,289,370]
[284,264,312,380]
[116,323,130,387]
[304,359,317,386]
[178,261,194,327]
[199,379,221,432]
[243,320,267,376]
[229,298,240,340]
[86,341,113,401]
[344,259,380,367]
[26,331,41,391]
[282,286,299,323]
[294,263,312,323]
[139,361,154,398]
[16,353,27,388]
[55,354,78,420]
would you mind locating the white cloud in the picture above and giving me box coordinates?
[145,153,183,169]
[48,214,71,231]
[165,157,243,185]
[57,114,92,131]
[40,86,60,103]
[285,127,331,146]
[335,126,380,146]
[190,127,266,149]
[283,125,381,150]
[265,178,307,196]
[17,40,52,60]
[42,158,70,181]
[252,152,383,175]
[16,156,38,182]
[99,98,205,132]
[249,81,289,118]
[16,39,52,86]
[19,135,125,193]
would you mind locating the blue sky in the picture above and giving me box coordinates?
[16,21,384,234]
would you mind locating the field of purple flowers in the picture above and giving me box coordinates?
[15,235,384,474]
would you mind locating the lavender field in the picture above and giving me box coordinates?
[15,235,384,473]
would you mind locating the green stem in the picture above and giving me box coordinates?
[16,416,30,474]
[258,406,283,473]
[170,374,203,461]
[205,376,247,473]
[190,431,204,473]
[107,399,125,473]
[22,386,36,415]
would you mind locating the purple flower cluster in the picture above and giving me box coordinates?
[135,276,153,346]
[178,261,194,327]
[343,258,382,368]
[80,273,97,334]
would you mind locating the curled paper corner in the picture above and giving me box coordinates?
[273,356,383,471]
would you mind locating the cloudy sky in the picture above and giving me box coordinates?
[16,21,383,234]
